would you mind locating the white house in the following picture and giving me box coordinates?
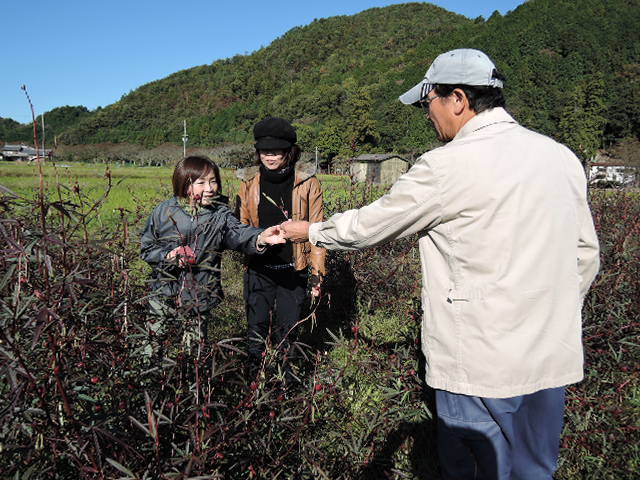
[588,162,637,187]
[0,144,52,161]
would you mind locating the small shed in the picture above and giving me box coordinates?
[350,153,409,184]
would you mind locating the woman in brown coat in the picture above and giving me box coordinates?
[236,117,326,373]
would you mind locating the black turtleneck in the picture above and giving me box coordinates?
[257,164,294,265]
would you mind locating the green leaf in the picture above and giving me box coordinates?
[77,394,98,403]
[0,184,20,198]
[106,458,136,478]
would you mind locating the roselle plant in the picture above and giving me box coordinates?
[0,171,637,479]
[0,179,428,479]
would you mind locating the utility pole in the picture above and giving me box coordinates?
[41,113,46,162]
[182,120,188,158]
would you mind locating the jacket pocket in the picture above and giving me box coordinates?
[446,287,485,303]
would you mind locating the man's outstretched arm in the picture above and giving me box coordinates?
[281,220,310,242]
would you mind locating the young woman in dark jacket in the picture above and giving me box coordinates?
[235,118,326,372]
[141,156,284,352]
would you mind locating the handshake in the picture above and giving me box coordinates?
[257,221,311,245]
[258,221,319,297]
[167,222,312,266]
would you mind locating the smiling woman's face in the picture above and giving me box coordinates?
[259,149,287,170]
[187,170,218,205]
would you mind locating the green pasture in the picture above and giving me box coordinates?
[0,161,386,230]
[1,162,172,226]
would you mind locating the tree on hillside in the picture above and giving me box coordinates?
[316,120,345,162]
[292,122,316,153]
[559,75,607,162]
[341,81,380,154]
[374,99,437,156]
[606,63,640,144]
[610,136,640,168]
[0,117,27,143]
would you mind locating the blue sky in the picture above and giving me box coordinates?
[2,1,525,123]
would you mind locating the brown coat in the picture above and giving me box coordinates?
[236,161,326,277]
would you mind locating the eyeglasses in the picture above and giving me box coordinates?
[419,94,445,118]
[419,95,445,115]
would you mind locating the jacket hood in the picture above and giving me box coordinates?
[236,160,317,184]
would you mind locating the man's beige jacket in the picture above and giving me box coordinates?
[310,107,600,398]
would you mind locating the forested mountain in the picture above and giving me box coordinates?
[0,118,24,143]
[3,0,639,160]
[57,2,470,154]
[1,106,91,145]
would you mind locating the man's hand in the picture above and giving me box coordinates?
[281,220,311,242]
[259,225,286,245]
[167,245,197,267]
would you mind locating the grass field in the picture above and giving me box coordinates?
[0,160,382,228]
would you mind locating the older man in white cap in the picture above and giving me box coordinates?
[282,48,600,479]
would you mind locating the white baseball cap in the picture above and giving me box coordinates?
[399,48,504,105]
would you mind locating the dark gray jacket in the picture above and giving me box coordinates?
[140,196,262,312]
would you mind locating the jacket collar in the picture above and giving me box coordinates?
[454,107,518,142]
[236,160,317,185]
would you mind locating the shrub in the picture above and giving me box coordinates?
[0,171,428,479]
[557,190,640,479]
[1,166,637,479]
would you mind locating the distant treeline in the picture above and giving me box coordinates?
[2,0,639,162]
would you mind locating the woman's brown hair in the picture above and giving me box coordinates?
[172,156,222,198]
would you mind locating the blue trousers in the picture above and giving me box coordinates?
[435,387,565,480]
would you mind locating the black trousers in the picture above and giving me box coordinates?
[244,265,307,361]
